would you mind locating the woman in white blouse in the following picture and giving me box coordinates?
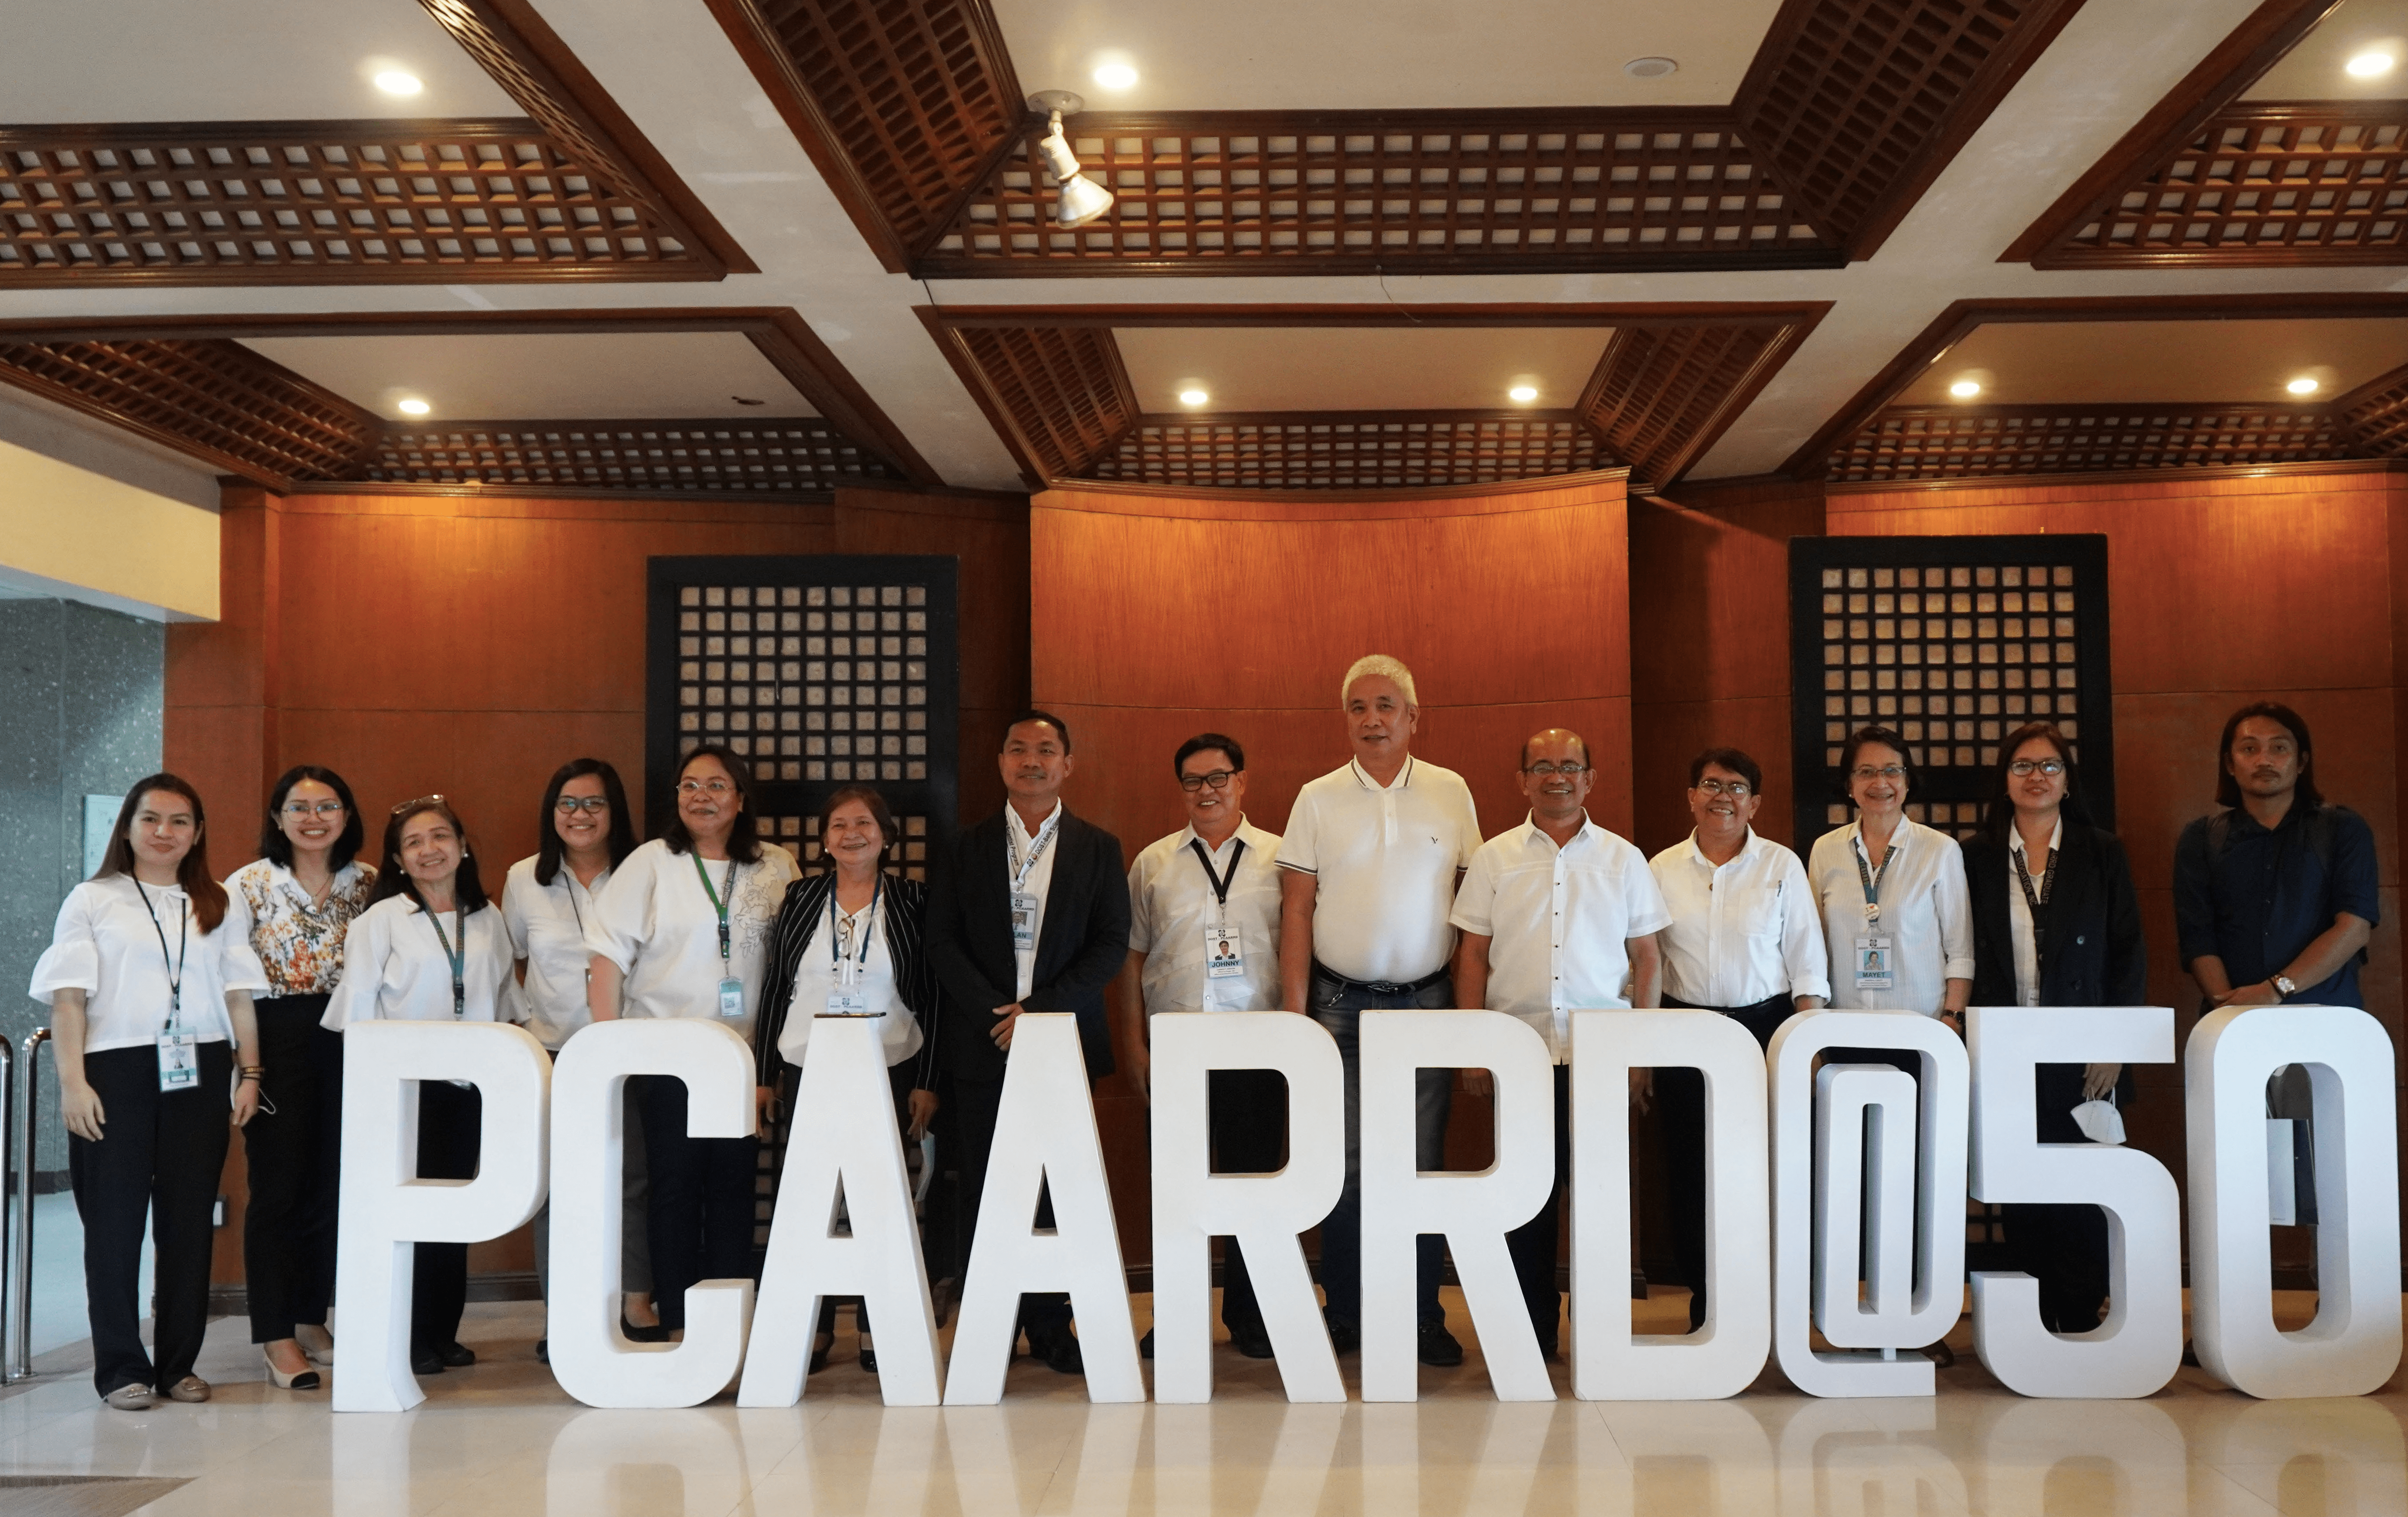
[224,764,376,1389]
[34,774,266,1410]
[586,744,798,1335]
[324,796,517,1378]
[753,785,939,1374]
[500,757,659,1357]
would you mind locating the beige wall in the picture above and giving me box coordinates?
[0,439,220,621]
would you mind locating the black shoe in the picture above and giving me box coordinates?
[535,1339,549,1365]
[1417,1323,1465,1367]
[438,1341,476,1368]
[1230,1327,1276,1360]
[622,1317,672,1343]
[809,1336,832,1375]
[1324,1316,1360,1354]
[1138,1328,1155,1360]
[1921,1340,1956,1369]
[860,1349,878,1373]
[1036,1328,1084,1375]
[411,1351,445,1376]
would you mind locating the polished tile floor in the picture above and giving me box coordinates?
[1,1290,2403,1515]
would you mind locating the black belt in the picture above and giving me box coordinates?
[1311,960,1449,996]
[1666,990,1793,1016]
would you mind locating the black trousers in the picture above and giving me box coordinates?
[1502,1064,1573,1352]
[411,1081,481,1356]
[70,1040,232,1396]
[241,995,340,1343]
[2008,1061,2113,1333]
[945,1072,1075,1343]
[1660,993,1796,1331]
[636,1073,761,1331]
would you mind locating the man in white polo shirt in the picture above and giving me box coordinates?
[1277,654,1481,1364]
[1122,732,1285,1359]
[1451,726,1668,1357]
[1648,745,1828,1331]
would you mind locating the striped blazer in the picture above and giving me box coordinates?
[753,871,940,1092]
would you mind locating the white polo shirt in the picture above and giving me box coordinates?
[1649,829,1831,1009]
[1276,756,1480,986]
[1127,818,1284,1014]
[1806,818,1975,1015]
[501,854,612,1050]
[1451,815,1671,1061]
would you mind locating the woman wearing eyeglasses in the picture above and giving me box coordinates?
[585,744,799,1337]
[34,776,267,1410]
[224,765,376,1390]
[1964,722,2144,1334]
[501,758,658,1359]
[322,796,520,1377]
[754,785,939,1374]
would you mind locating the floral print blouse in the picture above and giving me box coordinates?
[223,857,379,997]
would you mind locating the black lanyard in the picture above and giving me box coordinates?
[1853,834,1898,924]
[693,853,738,968]
[132,877,189,1027]
[424,904,466,1018]
[829,874,883,978]
[1187,835,1245,919]
[2013,843,2059,956]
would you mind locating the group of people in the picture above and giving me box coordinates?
[31,650,2375,1408]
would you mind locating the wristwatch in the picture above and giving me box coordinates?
[2272,974,2298,1001]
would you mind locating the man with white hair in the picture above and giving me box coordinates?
[1276,654,1482,1364]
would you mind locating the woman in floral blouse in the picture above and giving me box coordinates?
[223,765,376,1389]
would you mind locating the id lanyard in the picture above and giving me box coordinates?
[424,904,467,1018]
[1852,834,1897,924]
[824,875,883,1015]
[135,878,199,1091]
[1006,809,1060,956]
[1851,831,1899,994]
[1189,835,1248,995]
[564,871,595,987]
[694,853,746,1016]
[2012,842,2058,960]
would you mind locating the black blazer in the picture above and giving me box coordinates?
[926,807,1130,1084]
[1964,823,2147,1011]
[753,871,939,1093]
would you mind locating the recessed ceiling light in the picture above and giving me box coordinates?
[1093,61,1138,91]
[2287,376,2321,394]
[1178,388,1209,406]
[373,70,424,96]
[2347,50,2395,78]
[1948,379,1983,398]
[1508,384,1539,402]
[1624,57,1678,79]
[397,398,431,416]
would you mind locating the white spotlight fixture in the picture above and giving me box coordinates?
[1508,384,1539,402]
[2347,50,2395,78]
[397,397,431,416]
[1093,61,1138,91]
[1948,379,1983,399]
[1624,56,1678,79]
[2287,376,2321,395]
[373,69,424,96]
[1178,388,1209,406]
[1031,91,1114,229]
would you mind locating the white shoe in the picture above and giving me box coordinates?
[103,1383,155,1411]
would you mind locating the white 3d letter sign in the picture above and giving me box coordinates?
[1359,1009,1555,1402]
[1967,1005,2181,1398]
[2187,1003,2401,1398]
[333,1020,551,1411]
[1570,1009,1770,1400]
[1149,1011,1346,1404]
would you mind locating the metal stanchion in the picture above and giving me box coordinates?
[0,1033,13,1382]
[5,1029,45,1383]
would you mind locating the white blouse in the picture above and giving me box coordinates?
[779,891,921,1066]
[30,877,269,1053]
[501,855,611,1050]
[1806,818,1976,1015]
[584,838,799,1038]
[319,894,520,1028]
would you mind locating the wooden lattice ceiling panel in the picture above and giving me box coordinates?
[919,112,1839,276]
[1828,402,2360,481]
[931,323,1138,479]
[1581,322,1812,486]
[361,420,903,494]
[0,122,715,285]
[1085,413,1610,491]
[2334,360,2408,455]
[705,0,1022,270]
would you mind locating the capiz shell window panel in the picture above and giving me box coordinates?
[648,556,960,882]
[1788,536,2113,850]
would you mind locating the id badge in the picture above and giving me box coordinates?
[825,989,872,1017]
[717,977,747,1018]
[157,1032,199,1092]
[1010,892,1039,951]
[1853,934,1895,992]
[1203,925,1244,980]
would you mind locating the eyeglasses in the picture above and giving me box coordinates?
[1850,765,1907,782]
[282,800,345,818]
[1694,778,1753,798]
[677,777,735,797]
[1178,770,1237,792]
[555,796,611,815]
[1523,762,1589,778]
[2008,758,2067,778]
[390,794,446,815]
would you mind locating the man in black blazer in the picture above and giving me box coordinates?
[927,710,1130,1374]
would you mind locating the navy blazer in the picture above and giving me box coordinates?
[925,807,1130,1084]
[1964,822,2148,1011]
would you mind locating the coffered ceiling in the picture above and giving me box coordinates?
[7,0,2408,502]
